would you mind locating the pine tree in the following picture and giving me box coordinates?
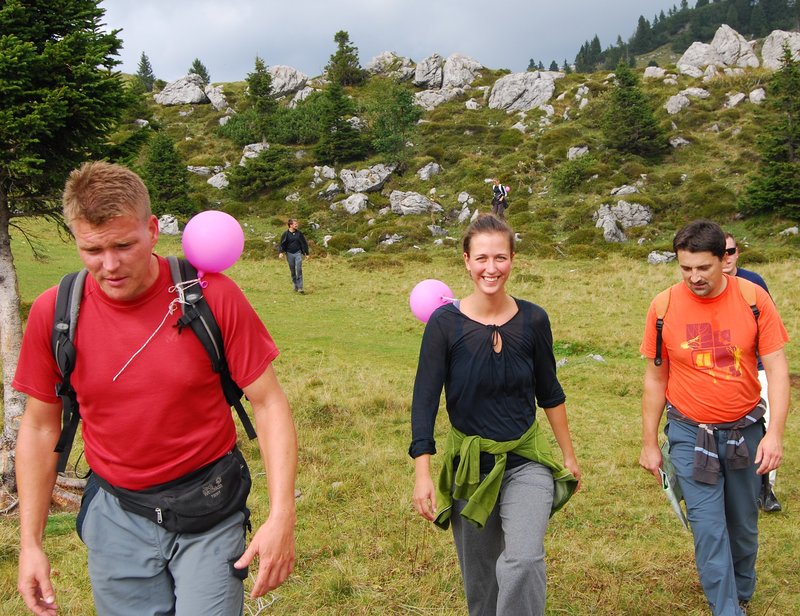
[562,59,572,74]
[549,60,559,71]
[143,132,194,216]
[325,30,367,86]
[366,82,422,164]
[0,0,126,485]
[601,61,667,157]
[246,56,277,141]
[315,82,366,164]
[188,58,210,85]
[741,47,800,218]
[527,58,537,71]
[136,51,156,92]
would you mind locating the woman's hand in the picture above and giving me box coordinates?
[412,455,437,521]
[563,454,582,494]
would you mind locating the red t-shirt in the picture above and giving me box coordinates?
[13,256,279,489]
[640,275,788,423]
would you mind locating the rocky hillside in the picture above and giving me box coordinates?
[126,26,800,262]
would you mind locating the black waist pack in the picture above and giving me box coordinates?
[93,447,251,534]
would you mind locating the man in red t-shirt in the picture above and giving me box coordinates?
[639,220,789,616]
[13,162,298,616]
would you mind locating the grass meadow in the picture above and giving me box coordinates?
[2,219,799,615]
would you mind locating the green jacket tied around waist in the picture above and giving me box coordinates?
[434,421,578,530]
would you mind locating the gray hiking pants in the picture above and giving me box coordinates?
[451,461,554,616]
[79,480,247,616]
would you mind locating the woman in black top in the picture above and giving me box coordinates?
[410,214,581,616]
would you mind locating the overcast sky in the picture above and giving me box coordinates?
[100,0,679,83]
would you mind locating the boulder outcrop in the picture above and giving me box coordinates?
[154,75,209,106]
[488,72,558,113]
[442,53,483,89]
[414,54,444,88]
[268,65,308,98]
[366,51,415,81]
[389,191,442,215]
[761,30,800,69]
[340,164,396,193]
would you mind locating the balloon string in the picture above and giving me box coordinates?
[111,279,202,382]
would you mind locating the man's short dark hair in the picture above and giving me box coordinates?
[673,220,725,258]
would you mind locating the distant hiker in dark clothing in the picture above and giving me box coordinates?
[279,219,309,293]
[491,179,508,218]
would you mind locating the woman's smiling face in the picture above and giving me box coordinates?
[464,231,515,296]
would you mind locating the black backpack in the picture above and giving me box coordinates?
[51,256,256,474]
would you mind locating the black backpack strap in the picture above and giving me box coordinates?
[51,269,88,473]
[735,277,761,354]
[653,288,671,367]
[167,256,257,440]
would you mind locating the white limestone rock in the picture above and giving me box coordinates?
[749,88,766,104]
[724,92,746,108]
[567,146,588,160]
[414,88,464,110]
[239,142,269,166]
[339,164,396,193]
[331,193,369,214]
[207,172,229,189]
[417,162,442,181]
[204,84,228,111]
[761,30,800,69]
[389,190,443,215]
[289,87,315,109]
[154,75,209,106]
[268,65,308,98]
[414,54,444,88]
[643,66,666,79]
[665,94,691,115]
[158,215,180,235]
[365,51,415,81]
[710,24,759,68]
[488,71,558,113]
[681,87,711,99]
[442,53,483,88]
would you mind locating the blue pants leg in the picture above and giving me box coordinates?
[666,419,763,616]
[286,252,303,291]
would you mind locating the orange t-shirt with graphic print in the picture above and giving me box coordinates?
[640,275,788,423]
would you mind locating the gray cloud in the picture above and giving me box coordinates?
[101,0,677,82]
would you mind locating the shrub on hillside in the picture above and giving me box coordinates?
[326,232,361,252]
[227,146,298,200]
[601,62,667,158]
[550,155,599,193]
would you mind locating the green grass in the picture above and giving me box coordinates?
[2,219,799,614]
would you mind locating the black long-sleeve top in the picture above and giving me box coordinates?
[279,230,309,255]
[409,299,565,470]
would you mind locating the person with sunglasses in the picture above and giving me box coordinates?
[723,232,781,513]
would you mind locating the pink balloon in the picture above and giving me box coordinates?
[182,211,244,277]
[410,279,454,323]
[505,185,511,194]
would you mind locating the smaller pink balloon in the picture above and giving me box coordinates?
[505,185,511,194]
[410,279,454,323]
[182,211,245,276]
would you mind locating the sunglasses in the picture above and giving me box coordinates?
[724,247,737,255]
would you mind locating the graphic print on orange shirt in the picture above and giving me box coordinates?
[681,322,742,377]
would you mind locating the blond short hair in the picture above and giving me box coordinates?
[62,161,151,227]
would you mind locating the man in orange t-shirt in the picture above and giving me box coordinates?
[639,220,789,616]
